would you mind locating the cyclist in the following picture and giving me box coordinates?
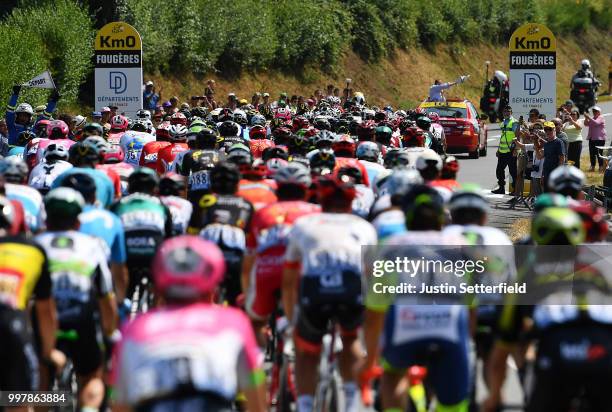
[156,124,189,174]
[82,136,123,199]
[283,173,377,412]
[546,164,585,199]
[111,236,266,412]
[53,142,115,208]
[118,129,155,167]
[356,141,385,188]
[0,195,56,400]
[110,168,172,300]
[29,120,75,169]
[431,155,460,191]
[361,185,471,412]
[139,122,172,169]
[98,145,135,196]
[243,162,320,345]
[0,156,45,232]
[107,115,129,146]
[159,173,193,235]
[60,173,129,303]
[36,187,116,410]
[28,143,73,194]
[237,159,278,211]
[188,162,254,306]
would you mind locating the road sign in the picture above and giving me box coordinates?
[509,23,556,119]
[94,22,143,117]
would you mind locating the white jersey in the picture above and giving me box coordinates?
[119,131,155,166]
[170,150,190,174]
[358,159,386,189]
[28,160,73,192]
[352,184,375,218]
[161,195,193,235]
[285,213,377,278]
[5,183,45,232]
[404,147,426,170]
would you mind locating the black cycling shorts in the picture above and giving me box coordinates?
[0,308,39,391]
[295,273,364,349]
[56,318,104,376]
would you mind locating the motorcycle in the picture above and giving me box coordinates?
[480,65,508,123]
[570,77,598,114]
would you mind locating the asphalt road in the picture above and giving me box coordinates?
[456,100,612,409]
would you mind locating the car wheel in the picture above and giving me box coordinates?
[469,149,479,159]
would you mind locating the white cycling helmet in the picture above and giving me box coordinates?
[15,103,34,115]
[274,162,311,188]
[44,143,70,161]
[581,59,591,69]
[168,124,188,141]
[72,115,87,129]
[416,149,443,171]
[136,109,151,120]
[548,165,585,195]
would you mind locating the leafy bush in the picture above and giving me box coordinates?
[0,0,93,107]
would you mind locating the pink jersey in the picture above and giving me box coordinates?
[29,138,75,169]
[112,303,262,406]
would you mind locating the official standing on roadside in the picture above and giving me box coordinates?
[492,106,519,195]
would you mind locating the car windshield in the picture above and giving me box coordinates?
[424,106,467,119]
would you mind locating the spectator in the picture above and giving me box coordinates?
[143,80,161,111]
[563,109,584,168]
[0,119,7,140]
[101,107,111,124]
[204,79,216,97]
[92,111,102,123]
[542,121,566,188]
[251,93,261,108]
[553,117,568,153]
[169,96,179,112]
[528,108,540,124]
[333,87,341,98]
[326,84,334,99]
[605,153,612,191]
[514,131,545,197]
[608,55,611,95]
[584,106,607,172]
[227,93,237,110]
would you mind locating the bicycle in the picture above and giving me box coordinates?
[130,274,154,319]
[313,320,345,412]
[266,312,296,412]
[51,329,79,412]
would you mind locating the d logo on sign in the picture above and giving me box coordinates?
[523,73,541,95]
[109,71,127,94]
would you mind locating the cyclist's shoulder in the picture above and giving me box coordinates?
[5,183,43,202]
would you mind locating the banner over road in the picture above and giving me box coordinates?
[509,23,557,120]
[94,22,143,117]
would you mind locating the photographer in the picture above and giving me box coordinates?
[143,80,161,111]
[562,109,583,168]
[513,126,545,196]
[541,121,566,189]
[584,106,607,172]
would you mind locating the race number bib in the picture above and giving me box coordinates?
[189,170,210,191]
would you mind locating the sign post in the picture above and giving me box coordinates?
[509,23,557,120]
[94,22,143,117]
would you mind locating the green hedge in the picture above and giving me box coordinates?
[0,0,93,109]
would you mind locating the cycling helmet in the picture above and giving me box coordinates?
[570,201,608,243]
[309,148,336,173]
[313,117,331,131]
[218,108,234,122]
[442,155,459,175]
[274,107,292,121]
[83,136,111,155]
[128,167,159,194]
[136,109,152,120]
[249,125,267,140]
[17,130,36,146]
[168,124,188,141]
[68,142,99,166]
[239,158,268,179]
[111,115,129,131]
[59,172,97,202]
[374,111,387,122]
[131,119,148,133]
[316,173,356,204]
[428,112,440,123]
[153,235,226,300]
[170,112,188,126]
[292,116,310,132]
[44,187,85,222]
[191,128,218,150]
[0,195,15,231]
[265,158,289,176]
[34,119,50,138]
[72,115,86,129]
[46,120,69,139]
[44,143,70,162]
[210,161,241,193]
[581,59,591,70]
[250,114,266,127]
[313,130,336,149]
[448,189,489,213]
[159,173,187,196]
[547,165,585,198]
[356,141,379,162]
[233,110,248,126]
[0,157,28,183]
[83,123,104,137]
[384,169,423,196]
[401,184,445,229]
[102,145,125,164]
[533,193,569,213]
[336,165,364,185]
[332,134,356,157]
[415,116,432,131]
[274,162,311,188]
[15,103,34,116]
[375,126,393,145]
[226,143,253,166]
[357,120,376,140]
[262,146,289,162]
[272,127,293,146]
[531,207,585,246]
[219,121,241,138]
[416,149,443,171]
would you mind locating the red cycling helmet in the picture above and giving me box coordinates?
[292,116,310,133]
[332,134,356,157]
[357,120,376,139]
[414,107,425,115]
[274,107,292,121]
[111,115,129,131]
[156,121,171,140]
[46,120,70,139]
[401,127,425,147]
[153,235,226,300]
[428,112,440,123]
[443,155,459,174]
[249,125,267,140]
[170,112,188,126]
[239,159,268,179]
[315,173,356,204]
[570,200,608,243]
[272,126,293,146]
[102,145,125,164]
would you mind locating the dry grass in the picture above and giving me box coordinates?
[509,218,531,243]
[145,28,612,109]
[579,154,606,186]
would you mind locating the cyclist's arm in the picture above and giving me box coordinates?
[6,91,18,141]
[111,219,128,301]
[282,263,299,322]
[35,298,57,360]
[95,255,118,335]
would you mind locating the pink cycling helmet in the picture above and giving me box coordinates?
[153,235,226,300]
[428,112,440,123]
[102,145,125,164]
[111,115,129,131]
[46,120,69,139]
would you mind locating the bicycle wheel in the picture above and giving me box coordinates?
[277,355,296,412]
[53,359,77,412]
[314,372,344,412]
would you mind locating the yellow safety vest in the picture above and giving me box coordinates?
[498,117,516,154]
